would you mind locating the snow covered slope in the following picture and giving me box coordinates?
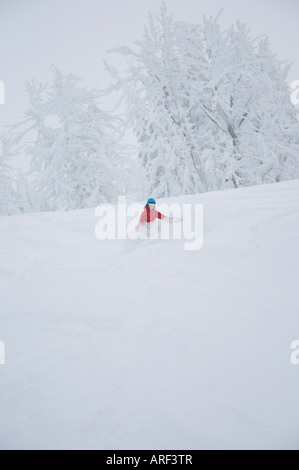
[0,180,299,450]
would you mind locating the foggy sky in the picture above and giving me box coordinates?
[0,0,298,159]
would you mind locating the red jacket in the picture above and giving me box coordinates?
[139,205,168,226]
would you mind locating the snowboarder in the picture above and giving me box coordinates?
[139,198,168,227]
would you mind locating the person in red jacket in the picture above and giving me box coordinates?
[139,198,168,227]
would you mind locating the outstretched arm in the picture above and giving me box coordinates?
[157,212,168,221]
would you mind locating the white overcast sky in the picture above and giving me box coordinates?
[0,0,298,140]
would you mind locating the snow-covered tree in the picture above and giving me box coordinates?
[105,5,299,196]
[0,159,16,215]
[2,66,126,212]
[182,17,299,189]
[106,5,204,197]
[0,132,21,215]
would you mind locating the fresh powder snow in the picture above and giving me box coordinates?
[0,180,299,450]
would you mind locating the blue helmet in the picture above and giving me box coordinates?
[147,198,156,204]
